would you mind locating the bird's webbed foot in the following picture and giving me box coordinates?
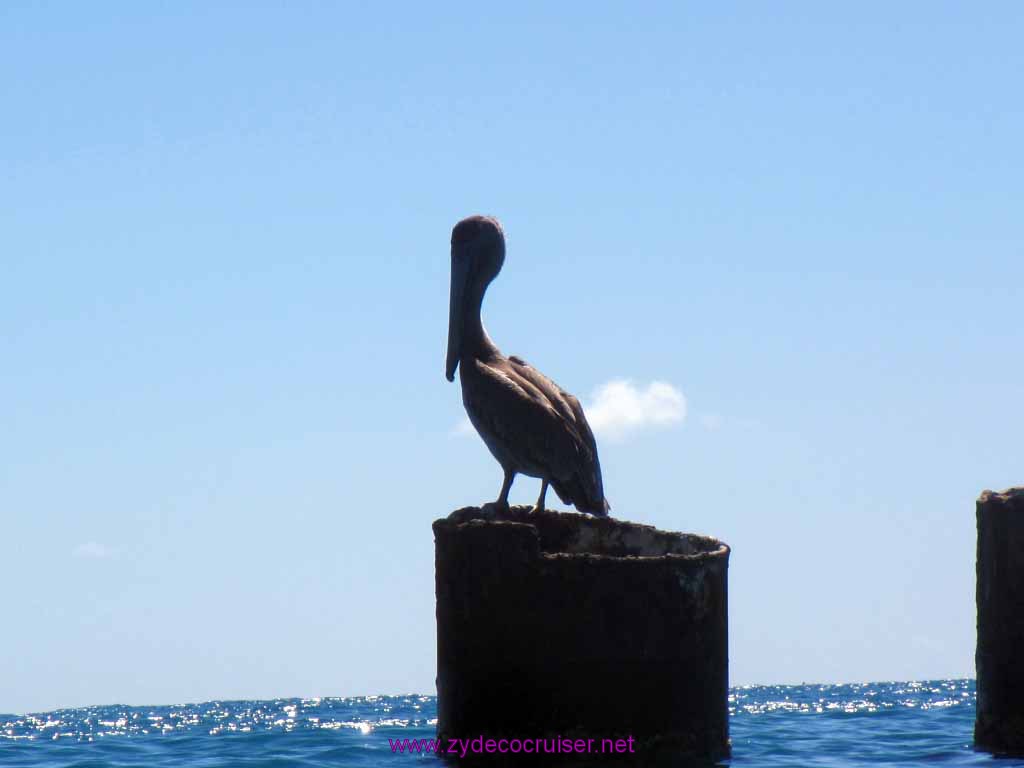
[479,500,510,520]
[480,470,515,519]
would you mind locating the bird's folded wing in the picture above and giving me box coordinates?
[509,356,604,505]
[465,357,585,470]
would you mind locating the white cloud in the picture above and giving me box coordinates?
[73,541,111,559]
[585,380,686,442]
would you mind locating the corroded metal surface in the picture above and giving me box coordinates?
[976,487,1024,755]
[434,506,730,762]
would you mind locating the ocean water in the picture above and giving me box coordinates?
[1,679,1015,767]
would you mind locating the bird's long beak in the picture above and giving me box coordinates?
[445,253,469,381]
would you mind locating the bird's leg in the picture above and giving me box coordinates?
[497,469,514,506]
[481,469,514,518]
[532,480,548,514]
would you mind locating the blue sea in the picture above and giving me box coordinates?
[1,679,1016,767]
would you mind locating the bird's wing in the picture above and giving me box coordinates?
[509,357,607,512]
[473,356,606,518]
[463,356,581,474]
[506,355,588,445]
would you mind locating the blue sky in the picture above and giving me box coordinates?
[2,3,1022,714]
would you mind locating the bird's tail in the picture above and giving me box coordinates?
[588,497,611,518]
[553,477,610,517]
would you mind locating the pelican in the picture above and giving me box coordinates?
[445,215,610,517]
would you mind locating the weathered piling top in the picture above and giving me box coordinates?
[978,486,1024,508]
[435,505,729,562]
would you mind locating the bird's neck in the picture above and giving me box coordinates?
[461,289,500,361]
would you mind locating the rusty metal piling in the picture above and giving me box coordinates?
[976,487,1024,755]
[434,505,730,762]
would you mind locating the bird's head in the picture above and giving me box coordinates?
[446,215,506,381]
[451,215,505,283]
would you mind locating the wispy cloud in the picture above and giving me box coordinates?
[73,541,111,559]
[585,380,686,441]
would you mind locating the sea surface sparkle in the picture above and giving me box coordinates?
[1,679,1013,766]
